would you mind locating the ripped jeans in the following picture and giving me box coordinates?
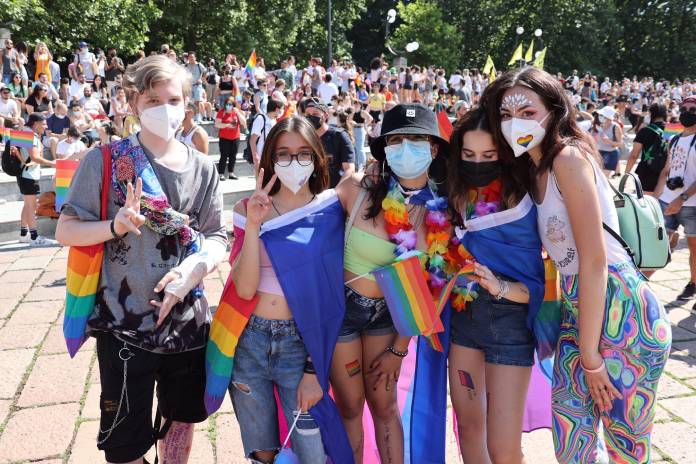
[229,315,326,463]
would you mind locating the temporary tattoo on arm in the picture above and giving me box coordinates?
[345,359,361,377]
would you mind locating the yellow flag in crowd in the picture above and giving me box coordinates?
[482,55,494,75]
[525,39,535,63]
[489,65,497,82]
[534,47,547,69]
[508,43,524,66]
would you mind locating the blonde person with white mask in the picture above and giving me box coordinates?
[594,106,624,178]
[55,54,227,464]
[486,67,670,464]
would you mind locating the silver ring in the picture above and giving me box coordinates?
[119,347,134,361]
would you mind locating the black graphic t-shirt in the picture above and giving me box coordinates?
[62,135,227,353]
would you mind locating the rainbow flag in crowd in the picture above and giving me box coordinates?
[664,122,684,140]
[4,129,34,149]
[55,159,80,213]
[244,49,257,79]
[64,244,104,356]
[435,104,453,141]
[373,255,443,338]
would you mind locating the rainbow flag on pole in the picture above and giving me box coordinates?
[244,49,257,79]
[435,103,453,141]
[6,129,34,149]
[664,122,684,141]
[372,255,444,338]
[55,159,80,213]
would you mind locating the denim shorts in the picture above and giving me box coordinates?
[450,287,535,367]
[338,285,396,342]
[600,149,620,171]
[660,200,696,236]
[229,315,326,463]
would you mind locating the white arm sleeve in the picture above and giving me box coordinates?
[164,237,228,300]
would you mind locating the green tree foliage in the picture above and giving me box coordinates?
[1,0,161,59]
[390,0,461,69]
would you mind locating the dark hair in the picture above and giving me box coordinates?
[267,99,284,114]
[27,112,46,127]
[67,126,80,138]
[370,57,382,71]
[92,75,106,91]
[483,67,597,184]
[447,107,526,226]
[649,103,667,121]
[259,117,329,196]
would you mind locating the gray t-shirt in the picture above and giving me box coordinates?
[62,135,227,353]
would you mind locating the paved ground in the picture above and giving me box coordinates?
[0,241,694,464]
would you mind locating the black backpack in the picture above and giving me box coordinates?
[640,124,669,174]
[1,139,26,177]
[242,113,267,164]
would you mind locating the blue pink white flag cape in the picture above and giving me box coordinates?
[368,194,556,462]
[205,190,353,464]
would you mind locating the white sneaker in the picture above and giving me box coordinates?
[18,234,31,243]
[29,235,58,246]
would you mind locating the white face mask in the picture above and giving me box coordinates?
[274,161,314,194]
[139,103,185,141]
[501,113,550,157]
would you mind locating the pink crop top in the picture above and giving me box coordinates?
[258,241,284,296]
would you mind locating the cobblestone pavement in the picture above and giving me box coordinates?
[0,242,694,463]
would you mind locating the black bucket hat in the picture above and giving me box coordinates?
[369,103,450,162]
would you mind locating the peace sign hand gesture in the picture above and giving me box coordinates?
[113,178,146,236]
[246,168,278,227]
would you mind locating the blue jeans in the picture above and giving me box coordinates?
[229,315,326,463]
[2,74,11,85]
[354,126,366,170]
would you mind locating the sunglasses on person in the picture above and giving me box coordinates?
[273,151,315,167]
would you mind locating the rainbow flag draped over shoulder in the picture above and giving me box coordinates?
[205,190,353,464]
[55,159,80,213]
[664,122,684,141]
[6,129,34,149]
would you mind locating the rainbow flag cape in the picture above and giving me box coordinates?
[664,122,684,141]
[205,190,353,463]
[372,254,443,337]
[244,49,257,79]
[63,147,111,357]
[55,159,80,213]
[5,129,34,149]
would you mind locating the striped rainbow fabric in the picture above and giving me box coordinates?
[62,146,111,358]
[372,255,442,338]
[204,279,258,413]
[532,256,563,360]
[55,159,80,213]
[664,122,684,141]
[4,129,34,149]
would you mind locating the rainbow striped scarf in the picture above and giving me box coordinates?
[63,146,111,357]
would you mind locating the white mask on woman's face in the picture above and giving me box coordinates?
[139,103,185,141]
[275,161,314,194]
[501,113,550,157]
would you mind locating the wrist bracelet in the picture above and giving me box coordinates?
[495,279,510,300]
[580,359,606,374]
[303,360,316,375]
[386,345,408,358]
[109,220,127,240]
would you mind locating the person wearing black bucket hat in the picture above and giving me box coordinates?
[330,103,452,462]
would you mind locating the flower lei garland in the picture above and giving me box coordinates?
[448,179,503,310]
[382,177,462,305]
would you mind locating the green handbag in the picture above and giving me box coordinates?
[605,173,671,270]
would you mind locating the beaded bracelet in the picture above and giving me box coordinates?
[385,345,408,358]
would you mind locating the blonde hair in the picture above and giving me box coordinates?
[123,54,191,101]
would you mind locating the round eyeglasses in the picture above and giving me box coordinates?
[273,151,315,167]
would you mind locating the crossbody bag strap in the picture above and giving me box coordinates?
[99,144,112,221]
[344,187,368,247]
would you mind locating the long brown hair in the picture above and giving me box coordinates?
[448,107,526,226]
[259,117,329,196]
[483,67,598,186]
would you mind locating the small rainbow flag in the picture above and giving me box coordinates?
[435,104,453,142]
[372,255,443,338]
[664,122,684,141]
[64,244,104,356]
[532,257,563,360]
[55,159,80,213]
[244,49,257,79]
[6,129,34,149]
[205,280,258,414]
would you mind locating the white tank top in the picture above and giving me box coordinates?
[536,157,630,275]
[176,125,199,148]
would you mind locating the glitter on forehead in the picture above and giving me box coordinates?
[501,93,532,110]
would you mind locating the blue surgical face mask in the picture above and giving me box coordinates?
[384,139,433,179]
[225,104,233,111]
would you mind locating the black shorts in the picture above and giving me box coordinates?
[95,332,208,463]
[16,176,40,195]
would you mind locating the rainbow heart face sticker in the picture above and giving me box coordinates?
[517,134,533,147]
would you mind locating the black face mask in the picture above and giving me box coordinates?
[680,110,696,128]
[306,115,323,130]
[458,159,501,187]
